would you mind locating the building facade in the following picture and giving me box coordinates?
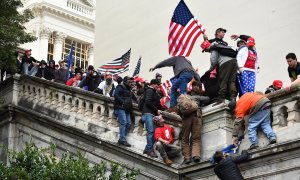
[20,0,95,69]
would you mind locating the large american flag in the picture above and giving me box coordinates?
[97,49,131,75]
[132,57,141,77]
[168,0,205,57]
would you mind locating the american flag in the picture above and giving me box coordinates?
[168,0,205,57]
[132,57,141,77]
[97,49,131,75]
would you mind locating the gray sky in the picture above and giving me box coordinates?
[95,0,300,92]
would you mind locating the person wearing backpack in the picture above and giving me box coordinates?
[141,79,164,158]
[177,94,202,165]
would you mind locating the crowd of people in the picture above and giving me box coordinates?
[2,27,300,178]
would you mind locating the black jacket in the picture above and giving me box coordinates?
[214,151,249,180]
[35,67,55,80]
[209,38,237,58]
[54,68,68,84]
[142,87,163,115]
[114,83,134,111]
[78,72,101,91]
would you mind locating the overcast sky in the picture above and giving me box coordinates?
[95,0,300,92]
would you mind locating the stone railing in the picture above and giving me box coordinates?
[0,75,235,160]
[2,75,300,179]
[66,0,94,17]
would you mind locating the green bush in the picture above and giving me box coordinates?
[0,141,139,180]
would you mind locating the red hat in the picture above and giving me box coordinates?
[134,76,145,83]
[201,40,211,52]
[273,80,283,89]
[247,37,255,46]
[24,49,32,54]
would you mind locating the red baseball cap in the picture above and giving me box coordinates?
[134,76,145,83]
[273,80,283,88]
[247,37,255,46]
[24,49,32,54]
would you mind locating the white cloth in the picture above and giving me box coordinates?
[236,46,259,73]
[98,81,118,97]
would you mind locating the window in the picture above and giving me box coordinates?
[62,39,89,69]
[47,33,54,61]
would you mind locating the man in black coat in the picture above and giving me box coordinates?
[114,76,135,147]
[78,65,101,91]
[213,150,249,180]
[35,60,54,80]
[141,79,164,158]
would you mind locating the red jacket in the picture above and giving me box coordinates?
[154,124,174,144]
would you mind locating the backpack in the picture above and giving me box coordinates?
[177,94,198,115]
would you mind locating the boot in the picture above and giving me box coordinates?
[163,157,173,166]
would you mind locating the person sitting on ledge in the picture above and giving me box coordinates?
[213,150,249,180]
[153,116,181,166]
[229,92,277,150]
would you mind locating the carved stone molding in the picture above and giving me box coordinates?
[39,26,52,39]
[54,32,67,44]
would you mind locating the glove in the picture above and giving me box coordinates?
[238,67,244,74]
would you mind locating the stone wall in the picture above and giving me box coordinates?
[1,75,300,179]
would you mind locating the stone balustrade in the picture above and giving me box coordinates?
[67,0,94,17]
[2,74,300,179]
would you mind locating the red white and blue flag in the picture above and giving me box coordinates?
[168,0,205,57]
[97,49,131,75]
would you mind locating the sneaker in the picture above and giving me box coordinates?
[269,139,277,145]
[248,144,258,150]
[118,140,131,147]
[147,151,158,158]
[163,157,173,166]
[182,158,191,165]
[192,156,201,163]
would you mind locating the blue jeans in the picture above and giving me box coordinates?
[170,71,194,107]
[116,109,131,142]
[142,113,155,151]
[22,62,38,76]
[248,105,276,145]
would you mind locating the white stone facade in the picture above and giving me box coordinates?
[20,0,95,67]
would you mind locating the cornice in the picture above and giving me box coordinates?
[29,2,95,29]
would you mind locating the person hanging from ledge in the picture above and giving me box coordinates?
[229,92,277,150]
[153,116,181,166]
[213,150,249,180]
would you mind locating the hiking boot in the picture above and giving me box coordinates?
[118,140,131,147]
[248,144,258,150]
[269,139,277,145]
[182,158,191,165]
[192,156,201,163]
[163,157,173,166]
[147,151,158,158]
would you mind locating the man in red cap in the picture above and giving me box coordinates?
[265,80,283,94]
[286,53,300,87]
[231,34,259,96]
[21,49,39,76]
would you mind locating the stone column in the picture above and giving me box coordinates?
[88,45,94,66]
[53,32,67,64]
[39,27,52,61]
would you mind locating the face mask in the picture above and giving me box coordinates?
[106,78,112,84]
[41,65,46,68]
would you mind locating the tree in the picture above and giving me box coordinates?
[0,0,36,73]
[0,141,140,179]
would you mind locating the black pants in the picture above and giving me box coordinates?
[218,59,238,100]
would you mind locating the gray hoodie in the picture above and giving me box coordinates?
[209,43,235,70]
[153,56,200,81]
